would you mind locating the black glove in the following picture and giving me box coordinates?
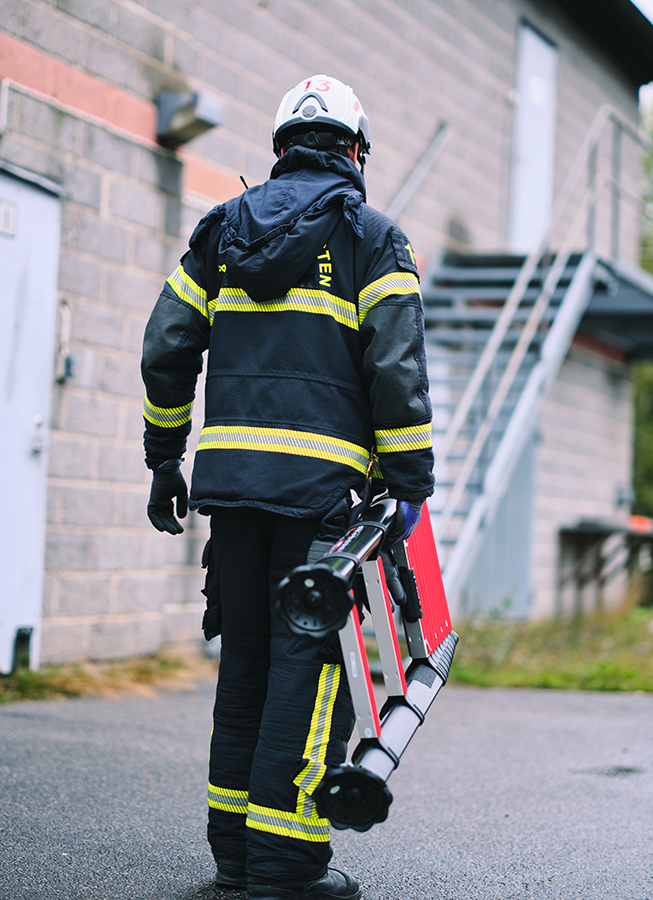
[380,550,406,610]
[384,500,423,546]
[147,459,188,534]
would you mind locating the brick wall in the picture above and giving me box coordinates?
[0,0,644,661]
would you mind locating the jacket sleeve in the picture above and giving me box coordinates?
[141,238,212,470]
[358,215,435,502]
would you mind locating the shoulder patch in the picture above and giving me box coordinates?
[390,229,419,277]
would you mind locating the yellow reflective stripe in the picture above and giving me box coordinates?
[216,668,340,835]
[143,392,193,428]
[304,664,340,765]
[294,760,327,796]
[296,788,315,818]
[167,264,209,320]
[246,803,330,842]
[375,422,433,453]
[358,271,421,324]
[197,426,370,475]
[293,663,341,816]
[209,287,358,330]
[208,783,248,814]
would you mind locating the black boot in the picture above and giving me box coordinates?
[247,867,360,900]
[216,857,248,889]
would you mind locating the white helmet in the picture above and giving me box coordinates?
[273,75,371,163]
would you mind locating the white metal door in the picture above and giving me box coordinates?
[509,24,558,253]
[0,172,61,673]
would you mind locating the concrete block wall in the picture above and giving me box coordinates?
[522,0,641,264]
[0,0,645,662]
[1,0,643,257]
[530,343,633,619]
[0,64,211,663]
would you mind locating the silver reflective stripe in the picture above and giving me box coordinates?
[294,760,326,817]
[197,425,370,475]
[166,264,209,319]
[295,759,326,794]
[246,804,330,842]
[209,287,358,330]
[293,663,341,817]
[143,393,193,428]
[296,792,315,818]
[208,783,248,814]
[358,271,421,323]
[375,422,433,453]
[304,665,339,764]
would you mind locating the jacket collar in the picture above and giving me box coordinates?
[270,146,366,200]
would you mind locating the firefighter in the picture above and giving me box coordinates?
[141,75,434,900]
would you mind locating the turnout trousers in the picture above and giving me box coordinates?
[205,506,355,883]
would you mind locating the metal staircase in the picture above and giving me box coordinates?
[422,251,581,533]
[422,251,599,601]
[420,103,653,610]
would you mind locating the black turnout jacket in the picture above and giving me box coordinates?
[141,147,434,518]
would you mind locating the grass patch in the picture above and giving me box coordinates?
[450,605,653,691]
[0,650,218,705]
[5,607,652,703]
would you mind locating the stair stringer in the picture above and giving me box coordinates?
[442,251,600,608]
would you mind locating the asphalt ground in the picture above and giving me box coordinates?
[1,680,652,900]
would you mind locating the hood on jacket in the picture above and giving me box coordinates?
[218,147,365,302]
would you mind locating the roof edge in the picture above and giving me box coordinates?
[557,0,653,85]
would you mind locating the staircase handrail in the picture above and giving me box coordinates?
[441,251,599,600]
[385,121,451,222]
[431,105,613,473]
[434,182,595,540]
[432,103,645,544]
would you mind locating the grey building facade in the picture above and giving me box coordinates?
[1,0,652,669]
